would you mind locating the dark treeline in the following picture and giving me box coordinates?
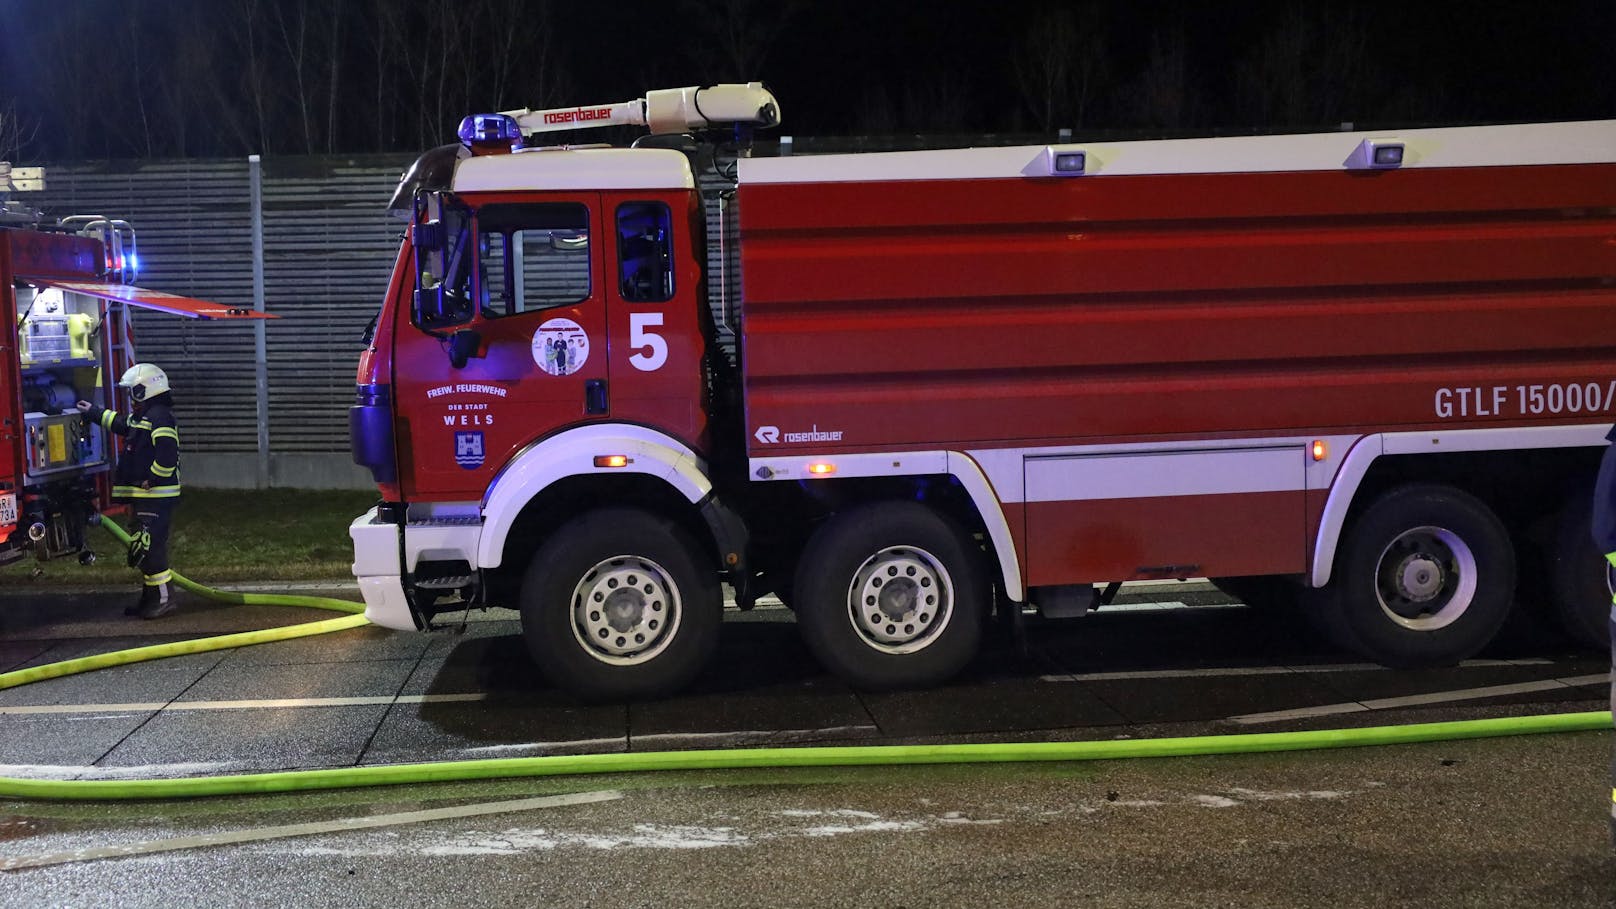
[1,0,1612,162]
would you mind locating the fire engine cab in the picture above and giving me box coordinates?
[0,164,269,566]
[349,84,1616,699]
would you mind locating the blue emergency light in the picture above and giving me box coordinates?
[458,114,524,147]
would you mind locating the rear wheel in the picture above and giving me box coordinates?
[1319,484,1515,668]
[1545,491,1613,652]
[520,508,721,700]
[793,502,986,690]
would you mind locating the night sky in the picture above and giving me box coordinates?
[1,0,1612,160]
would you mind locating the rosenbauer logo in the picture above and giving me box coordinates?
[754,424,844,445]
[543,106,614,126]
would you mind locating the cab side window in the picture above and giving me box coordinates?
[616,202,674,303]
[477,203,591,317]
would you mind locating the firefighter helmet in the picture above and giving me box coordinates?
[118,363,170,402]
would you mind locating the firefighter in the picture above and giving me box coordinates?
[75,364,182,619]
[1591,427,1616,844]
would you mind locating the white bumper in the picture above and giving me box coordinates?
[349,507,417,631]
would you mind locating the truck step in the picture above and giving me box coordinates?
[406,516,482,527]
[414,574,474,591]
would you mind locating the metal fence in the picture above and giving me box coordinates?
[28,154,414,487]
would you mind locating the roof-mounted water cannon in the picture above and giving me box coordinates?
[486,82,781,147]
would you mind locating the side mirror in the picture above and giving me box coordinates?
[447,328,483,369]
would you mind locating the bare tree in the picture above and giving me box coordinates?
[325,2,344,153]
[1128,26,1195,128]
[230,0,277,153]
[678,0,805,81]
[0,100,40,163]
[1012,4,1107,133]
[854,85,898,135]
[1236,8,1368,127]
[902,74,976,133]
[271,0,318,153]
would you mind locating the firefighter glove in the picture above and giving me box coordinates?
[127,524,151,568]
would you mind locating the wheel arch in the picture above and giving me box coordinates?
[746,450,1023,602]
[479,424,715,574]
[1310,425,1608,587]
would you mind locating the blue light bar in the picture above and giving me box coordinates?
[457,114,523,146]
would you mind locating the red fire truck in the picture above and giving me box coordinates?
[0,164,268,566]
[348,84,1616,699]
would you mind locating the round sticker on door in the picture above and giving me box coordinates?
[532,317,590,377]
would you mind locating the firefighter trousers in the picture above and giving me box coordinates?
[133,498,177,588]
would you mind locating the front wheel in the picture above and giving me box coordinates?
[1318,484,1515,668]
[520,508,721,700]
[793,502,986,690]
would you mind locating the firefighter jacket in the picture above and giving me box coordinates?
[86,395,181,500]
[1593,424,1616,843]
[1593,425,1616,558]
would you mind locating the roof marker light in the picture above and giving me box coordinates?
[1347,138,1406,170]
[1045,148,1088,176]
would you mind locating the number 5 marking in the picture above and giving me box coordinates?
[628,312,668,371]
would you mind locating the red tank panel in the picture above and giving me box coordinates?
[738,163,1616,451]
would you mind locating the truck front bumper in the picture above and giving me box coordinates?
[349,506,419,631]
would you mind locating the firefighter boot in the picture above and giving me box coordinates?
[138,581,177,620]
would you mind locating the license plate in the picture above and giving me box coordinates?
[0,492,15,527]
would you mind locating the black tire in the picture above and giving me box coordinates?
[793,502,986,690]
[1545,492,1613,652]
[1319,484,1516,668]
[519,508,720,700]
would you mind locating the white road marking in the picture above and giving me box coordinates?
[0,692,487,716]
[1039,658,1556,684]
[1227,673,1612,725]
[0,789,624,871]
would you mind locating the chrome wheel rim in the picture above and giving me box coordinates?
[570,555,681,666]
[846,545,954,654]
[1373,525,1476,632]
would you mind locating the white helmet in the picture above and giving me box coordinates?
[118,363,170,402]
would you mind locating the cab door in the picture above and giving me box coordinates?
[392,193,608,501]
[602,191,708,448]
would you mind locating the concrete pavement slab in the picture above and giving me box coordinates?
[0,641,57,674]
[1309,660,1610,702]
[0,712,155,768]
[212,624,430,666]
[0,657,226,708]
[175,658,419,703]
[1081,672,1347,725]
[11,635,223,671]
[361,699,628,764]
[96,704,390,773]
[860,676,1131,737]
[629,678,879,748]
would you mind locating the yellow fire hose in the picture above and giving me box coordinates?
[0,518,1606,801]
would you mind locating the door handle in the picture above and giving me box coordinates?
[585,379,608,415]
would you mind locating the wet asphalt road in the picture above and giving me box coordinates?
[0,582,1610,905]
